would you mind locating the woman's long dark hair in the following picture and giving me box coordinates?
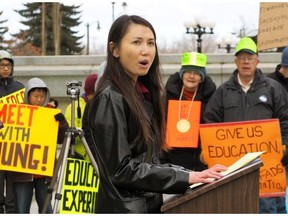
[95,15,166,154]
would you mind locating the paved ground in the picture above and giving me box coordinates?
[31,196,37,213]
[30,191,58,213]
[30,146,62,214]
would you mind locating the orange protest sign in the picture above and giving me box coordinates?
[166,100,201,148]
[200,119,286,197]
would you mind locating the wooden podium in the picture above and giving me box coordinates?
[161,158,263,213]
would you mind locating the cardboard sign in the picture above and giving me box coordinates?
[200,119,286,197]
[166,100,201,148]
[60,158,100,214]
[258,2,288,51]
[0,88,25,104]
[0,103,60,176]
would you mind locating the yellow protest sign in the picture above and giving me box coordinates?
[0,103,60,176]
[60,158,99,214]
[200,119,286,197]
[0,88,25,103]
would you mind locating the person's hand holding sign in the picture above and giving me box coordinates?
[54,113,66,122]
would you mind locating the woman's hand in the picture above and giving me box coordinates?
[188,164,228,185]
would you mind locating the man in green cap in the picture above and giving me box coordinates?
[203,37,288,213]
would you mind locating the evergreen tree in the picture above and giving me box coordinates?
[0,11,9,50]
[13,2,84,55]
[60,4,84,55]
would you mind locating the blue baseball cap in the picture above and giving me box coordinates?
[281,47,288,66]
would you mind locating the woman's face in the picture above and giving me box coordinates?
[182,71,202,92]
[112,23,156,83]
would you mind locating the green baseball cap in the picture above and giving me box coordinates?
[179,52,207,81]
[181,52,207,67]
[235,37,257,56]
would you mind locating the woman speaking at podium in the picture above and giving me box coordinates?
[86,14,227,213]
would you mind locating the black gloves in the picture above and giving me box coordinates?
[54,113,65,122]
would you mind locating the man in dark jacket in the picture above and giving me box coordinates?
[267,47,288,91]
[203,37,288,213]
[0,50,25,213]
[267,46,288,213]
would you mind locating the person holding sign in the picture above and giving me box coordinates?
[11,77,68,213]
[0,50,25,213]
[47,97,59,108]
[86,15,227,213]
[161,52,216,171]
[203,37,288,213]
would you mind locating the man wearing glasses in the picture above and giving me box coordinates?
[203,37,288,213]
[0,50,25,213]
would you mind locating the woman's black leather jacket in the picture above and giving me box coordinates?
[88,82,190,213]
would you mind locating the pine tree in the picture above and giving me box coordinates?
[60,4,84,55]
[13,2,84,55]
[0,11,9,50]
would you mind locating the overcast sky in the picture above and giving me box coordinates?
[1,0,263,50]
